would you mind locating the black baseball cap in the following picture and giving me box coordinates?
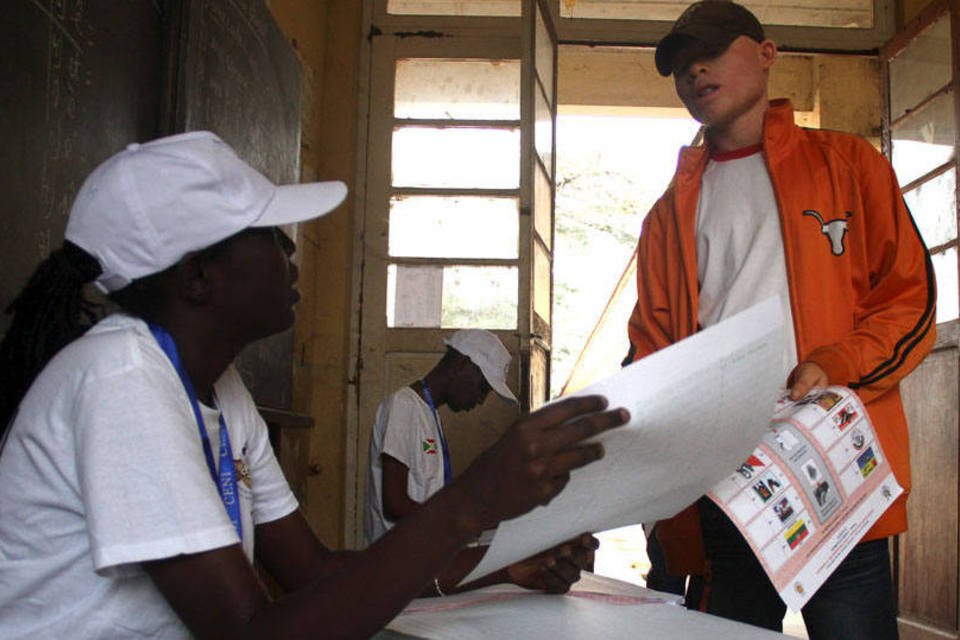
[655,0,765,76]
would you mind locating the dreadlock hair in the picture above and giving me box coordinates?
[0,228,258,435]
[107,269,174,325]
[0,242,103,432]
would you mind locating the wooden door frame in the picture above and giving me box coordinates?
[346,1,551,547]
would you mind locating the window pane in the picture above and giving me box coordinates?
[535,5,555,104]
[904,168,957,250]
[395,59,521,120]
[534,241,552,324]
[534,162,552,250]
[388,0,519,16]
[392,126,520,188]
[559,0,874,28]
[388,264,517,329]
[889,14,952,121]
[535,86,554,176]
[387,265,442,327]
[442,266,517,328]
[891,89,956,186]
[561,0,683,19]
[529,342,549,410]
[389,195,519,258]
[932,248,958,323]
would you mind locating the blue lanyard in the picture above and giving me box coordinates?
[149,324,243,542]
[420,381,452,486]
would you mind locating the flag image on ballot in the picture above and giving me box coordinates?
[857,448,878,478]
[786,520,809,550]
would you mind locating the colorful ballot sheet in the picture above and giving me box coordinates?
[708,386,902,610]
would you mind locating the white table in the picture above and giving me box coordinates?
[381,573,790,639]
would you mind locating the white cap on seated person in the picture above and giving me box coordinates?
[65,130,348,293]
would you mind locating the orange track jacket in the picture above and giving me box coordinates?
[627,99,937,575]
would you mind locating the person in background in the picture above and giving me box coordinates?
[627,1,935,637]
[365,328,517,545]
[364,329,595,597]
[0,131,628,639]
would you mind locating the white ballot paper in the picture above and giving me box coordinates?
[463,297,785,584]
[389,573,789,640]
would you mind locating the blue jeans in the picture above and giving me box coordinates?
[685,498,899,639]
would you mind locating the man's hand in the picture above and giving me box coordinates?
[786,361,829,400]
[454,395,628,533]
[505,533,599,594]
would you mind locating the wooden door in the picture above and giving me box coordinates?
[882,0,960,636]
[348,0,559,546]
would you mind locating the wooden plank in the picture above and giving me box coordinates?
[898,320,960,635]
[899,617,960,639]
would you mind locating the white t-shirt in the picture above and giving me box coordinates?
[0,314,298,639]
[696,148,798,382]
[363,387,446,545]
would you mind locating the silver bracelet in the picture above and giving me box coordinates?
[433,578,445,597]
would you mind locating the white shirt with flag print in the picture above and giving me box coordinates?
[364,386,446,545]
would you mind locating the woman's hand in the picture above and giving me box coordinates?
[505,533,599,594]
[454,395,628,533]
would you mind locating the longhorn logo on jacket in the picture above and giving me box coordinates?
[803,209,853,256]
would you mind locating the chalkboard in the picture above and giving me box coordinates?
[175,0,302,184]
[174,0,304,410]
[1,0,304,411]
[0,1,163,336]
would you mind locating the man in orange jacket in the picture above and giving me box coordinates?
[629,1,936,637]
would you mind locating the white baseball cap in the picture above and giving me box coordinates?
[65,130,348,293]
[444,329,517,402]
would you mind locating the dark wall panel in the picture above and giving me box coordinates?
[1,0,302,410]
[0,1,162,336]
[174,0,303,409]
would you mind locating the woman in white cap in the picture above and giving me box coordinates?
[0,132,627,639]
